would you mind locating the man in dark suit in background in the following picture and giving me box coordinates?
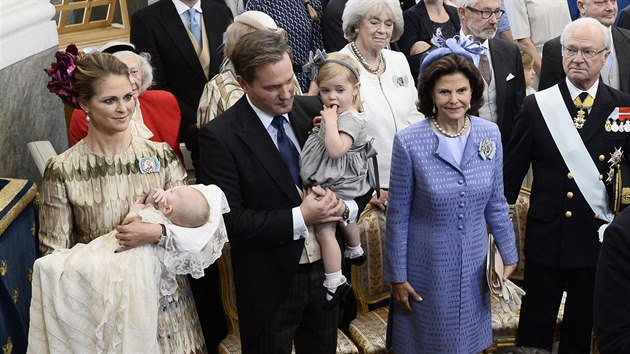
[130,0,232,137]
[594,205,630,353]
[198,31,369,353]
[504,17,630,353]
[322,0,348,52]
[130,1,232,352]
[458,0,526,146]
[539,0,630,93]
[618,4,630,29]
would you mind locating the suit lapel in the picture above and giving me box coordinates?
[234,98,302,203]
[612,27,630,92]
[435,136,462,173]
[433,119,481,174]
[158,0,206,81]
[489,39,506,129]
[461,119,481,169]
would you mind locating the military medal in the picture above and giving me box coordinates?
[607,107,630,133]
[573,94,594,129]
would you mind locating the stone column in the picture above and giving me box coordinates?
[0,1,67,182]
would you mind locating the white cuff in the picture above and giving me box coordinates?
[292,206,309,240]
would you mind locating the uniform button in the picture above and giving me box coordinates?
[599,155,606,161]
[458,179,464,185]
[458,214,464,219]
[565,211,572,218]
[567,172,573,179]
[594,213,599,219]
[460,191,466,197]
[457,225,464,230]
[459,202,465,208]
[599,174,604,180]
[567,191,574,198]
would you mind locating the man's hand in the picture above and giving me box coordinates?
[369,189,389,210]
[115,221,161,252]
[392,281,422,312]
[300,186,344,225]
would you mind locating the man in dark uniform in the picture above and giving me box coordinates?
[504,17,630,353]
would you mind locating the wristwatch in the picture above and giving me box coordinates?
[342,202,350,223]
[157,223,167,247]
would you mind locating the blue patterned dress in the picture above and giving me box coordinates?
[384,117,518,353]
[245,0,324,91]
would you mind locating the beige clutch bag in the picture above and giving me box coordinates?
[487,233,525,312]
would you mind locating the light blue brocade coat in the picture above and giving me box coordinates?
[385,116,518,353]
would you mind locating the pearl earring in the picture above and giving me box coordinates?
[432,104,436,115]
[85,111,91,122]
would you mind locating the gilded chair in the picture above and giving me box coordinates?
[485,187,571,352]
[347,204,390,354]
[216,243,359,354]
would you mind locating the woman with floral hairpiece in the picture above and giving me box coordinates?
[383,35,518,353]
[30,46,213,353]
[68,41,184,161]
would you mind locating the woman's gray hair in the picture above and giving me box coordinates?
[112,50,154,93]
[342,0,404,42]
[561,17,611,51]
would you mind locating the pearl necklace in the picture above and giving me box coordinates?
[350,41,384,75]
[432,116,469,138]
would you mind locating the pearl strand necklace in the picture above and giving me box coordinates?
[432,115,469,138]
[350,41,384,75]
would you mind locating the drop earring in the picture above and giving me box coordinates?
[432,104,436,115]
[85,111,91,122]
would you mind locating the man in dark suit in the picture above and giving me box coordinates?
[198,31,368,353]
[619,4,630,30]
[458,0,526,146]
[594,206,630,353]
[504,17,630,353]
[130,2,231,352]
[130,0,232,137]
[322,0,348,52]
[539,0,630,93]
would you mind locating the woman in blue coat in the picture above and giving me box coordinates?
[384,36,518,353]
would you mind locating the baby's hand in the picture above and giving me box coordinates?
[147,188,168,205]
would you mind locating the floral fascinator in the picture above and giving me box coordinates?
[44,44,81,109]
[419,29,485,73]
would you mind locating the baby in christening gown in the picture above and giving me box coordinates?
[29,184,229,354]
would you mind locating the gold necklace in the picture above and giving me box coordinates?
[350,41,384,75]
[432,116,469,138]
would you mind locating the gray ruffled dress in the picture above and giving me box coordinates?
[300,111,379,199]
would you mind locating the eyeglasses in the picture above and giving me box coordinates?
[465,7,505,19]
[562,46,607,59]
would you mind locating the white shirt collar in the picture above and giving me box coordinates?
[565,77,599,101]
[246,94,288,129]
[458,29,490,49]
[172,0,202,15]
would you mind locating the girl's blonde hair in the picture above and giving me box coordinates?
[315,52,364,112]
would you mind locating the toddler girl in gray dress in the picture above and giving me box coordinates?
[300,52,378,309]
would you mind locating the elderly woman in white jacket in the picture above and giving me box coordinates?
[340,0,423,209]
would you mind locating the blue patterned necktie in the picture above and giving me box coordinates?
[271,115,301,186]
[187,8,202,47]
